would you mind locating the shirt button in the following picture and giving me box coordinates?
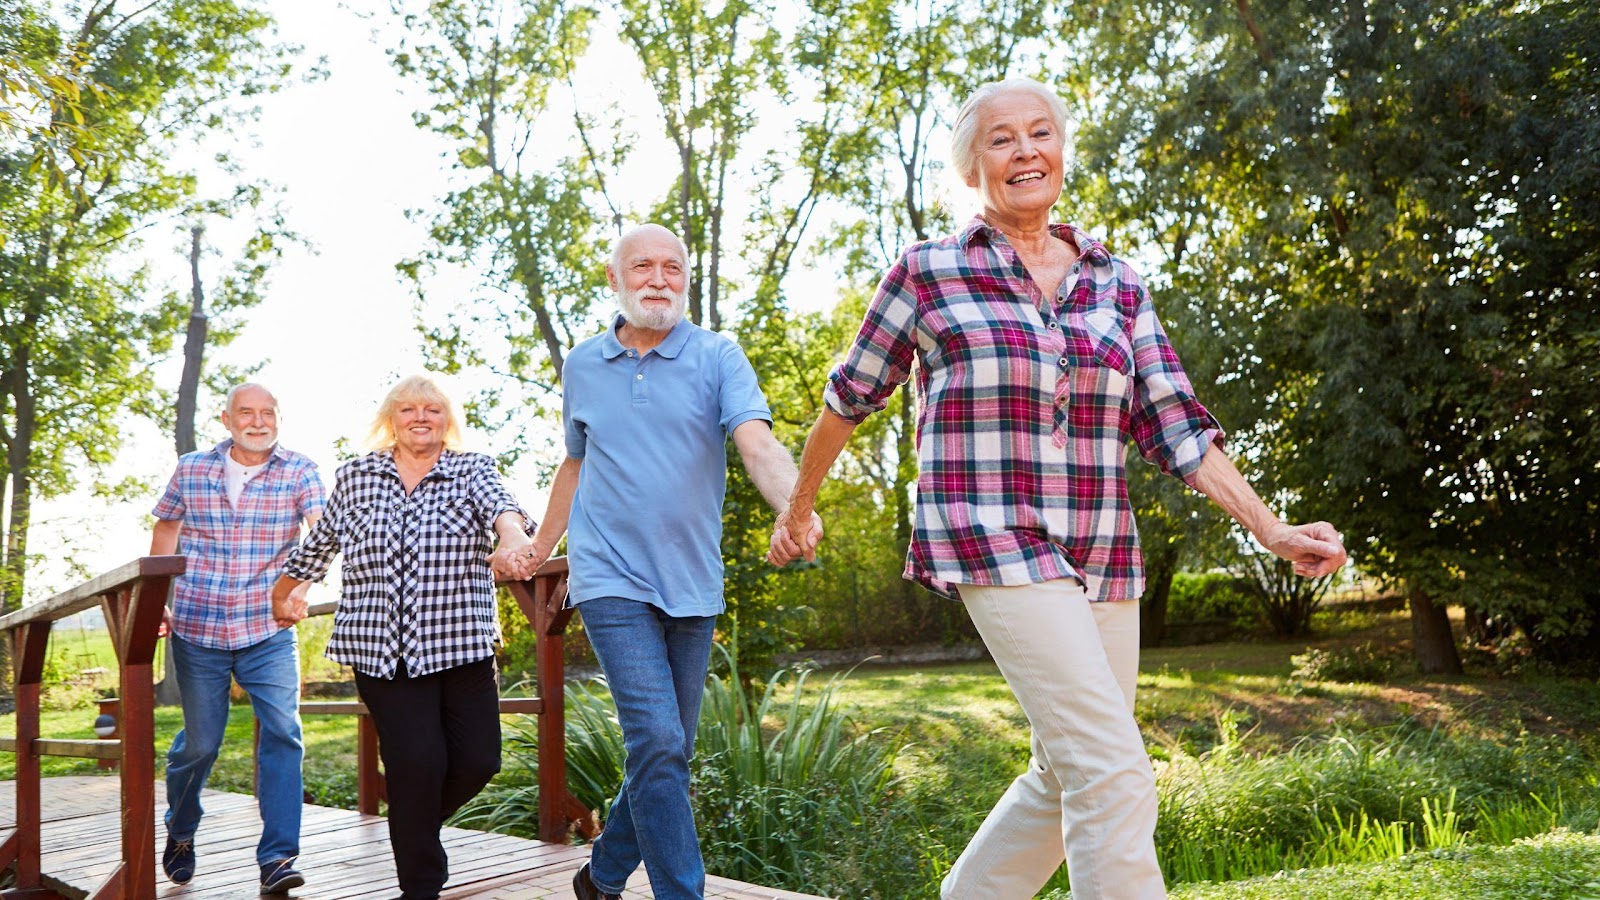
[636,373,644,380]
[627,350,635,357]
[1059,357,1070,367]
[1048,321,1059,329]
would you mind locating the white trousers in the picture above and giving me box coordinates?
[941,580,1166,900]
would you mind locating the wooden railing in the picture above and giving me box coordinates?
[0,555,184,899]
[0,555,596,898]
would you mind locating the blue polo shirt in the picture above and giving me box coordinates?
[562,316,772,616]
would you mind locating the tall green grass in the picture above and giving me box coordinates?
[1155,719,1600,884]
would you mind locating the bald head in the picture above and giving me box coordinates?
[608,224,690,332]
[609,224,688,274]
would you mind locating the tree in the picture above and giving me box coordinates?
[393,0,610,460]
[0,0,299,624]
[1060,0,1600,669]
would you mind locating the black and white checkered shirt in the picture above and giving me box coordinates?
[283,449,532,679]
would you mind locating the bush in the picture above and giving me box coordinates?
[1290,642,1398,683]
[1168,572,1257,626]
[452,646,907,897]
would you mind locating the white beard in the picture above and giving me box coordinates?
[618,283,688,331]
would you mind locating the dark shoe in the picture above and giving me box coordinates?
[260,858,306,894]
[572,862,620,900]
[163,836,196,885]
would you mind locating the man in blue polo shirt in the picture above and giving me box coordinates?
[523,224,818,900]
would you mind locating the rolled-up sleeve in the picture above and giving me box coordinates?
[824,254,920,423]
[1127,282,1224,486]
[469,454,533,535]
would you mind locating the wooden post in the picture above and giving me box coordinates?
[14,621,52,889]
[357,715,383,815]
[119,569,171,900]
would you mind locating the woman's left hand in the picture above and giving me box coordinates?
[1262,522,1348,578]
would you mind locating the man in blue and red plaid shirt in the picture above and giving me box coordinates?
[150,382,324,894]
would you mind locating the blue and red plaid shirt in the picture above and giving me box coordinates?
[825,217,1224,601]
[153,440,326,649]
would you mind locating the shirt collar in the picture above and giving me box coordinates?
[959,215,1113,265]
[352,447,465,480]
[601,314,695,360]
[209,438,287,468]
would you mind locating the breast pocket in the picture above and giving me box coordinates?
[434,498,482,537]
[1059,306,1135,439]
[1066,306,1133,376]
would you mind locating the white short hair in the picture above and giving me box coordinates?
[608,224,689,277]
[950,78,1071,185]
[225,382,278,412]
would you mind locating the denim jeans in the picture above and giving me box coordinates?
[165,627,303,866]
[579,597,716,900]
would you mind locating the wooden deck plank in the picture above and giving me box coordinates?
[1,776,833,899]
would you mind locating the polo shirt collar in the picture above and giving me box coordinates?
[959,215,1113,265]
[601,314,695,360]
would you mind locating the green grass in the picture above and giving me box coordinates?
[1150,830,1600,900]
[6,604,1597,898]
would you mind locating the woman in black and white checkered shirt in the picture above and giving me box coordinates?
[273,374,536,900]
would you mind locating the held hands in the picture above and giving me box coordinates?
[272,579,311,629]
[1262,521,1348,578]
[768,507,825,567]
[489,542,549,582]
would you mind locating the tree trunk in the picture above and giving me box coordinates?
[174,225,208,457]
[155,226,210,708]
[1408,586,1463,674]
[1141,559,1176,648]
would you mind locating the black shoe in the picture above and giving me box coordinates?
[163,836,196,885]
[260,858,305,894]
[572,862,620,900]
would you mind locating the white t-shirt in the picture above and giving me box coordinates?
[225,452,267,508]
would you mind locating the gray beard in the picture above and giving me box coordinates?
[619,292,687,331]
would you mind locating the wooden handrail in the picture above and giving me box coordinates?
[1,553,596,899]
[0,555,182,899]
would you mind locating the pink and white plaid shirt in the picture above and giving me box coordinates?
[153,440,325,649]
[825,217,1224,601]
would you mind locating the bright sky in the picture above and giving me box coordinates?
[27,0,735,603]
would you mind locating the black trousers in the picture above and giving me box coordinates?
[355,656,502,900]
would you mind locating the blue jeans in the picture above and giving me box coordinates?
[165,627,303,865]
[579,598,716,900]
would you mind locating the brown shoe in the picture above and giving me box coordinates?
[572,862,621,900]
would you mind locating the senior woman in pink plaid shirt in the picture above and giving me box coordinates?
[770,77,1347,899]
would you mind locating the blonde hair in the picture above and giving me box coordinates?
[949,77,1071,186]
[365,374,465,451]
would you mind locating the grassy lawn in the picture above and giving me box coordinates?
[5,604,1597,898]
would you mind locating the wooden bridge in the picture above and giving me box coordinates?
[0,557,827,900]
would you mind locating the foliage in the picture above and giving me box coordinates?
[455,647,905,896]
[1141,830,1600,900]
[1062,0,1600,663]
[1154,724,1600,884]
[1290,643,1400,684]
[0,0,299,620]
[391,0,609,464]
[1167,572,1256,627]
